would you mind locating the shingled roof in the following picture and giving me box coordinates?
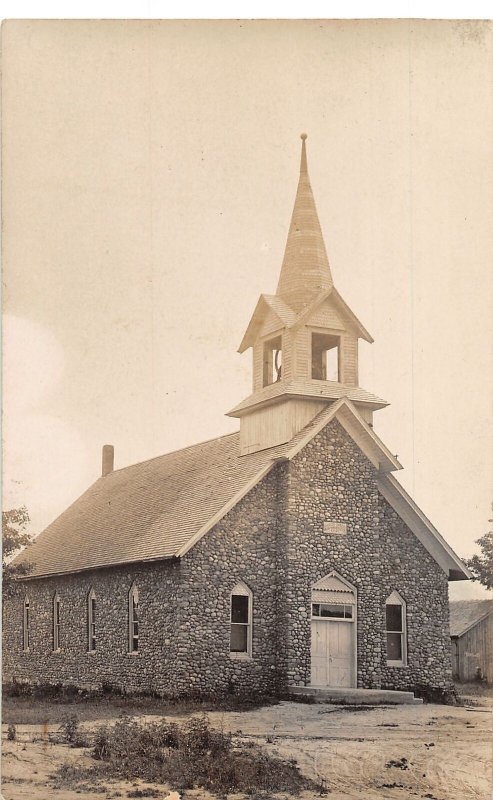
[15,432,279,578]
[449,599,493,637]
[15,398,470,581]
[227,377,388,417]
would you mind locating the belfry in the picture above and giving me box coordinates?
[228,135,388,455]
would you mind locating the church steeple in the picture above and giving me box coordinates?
[276,134,333,312]
[228,135,388,455]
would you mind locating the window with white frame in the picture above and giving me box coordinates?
[230,582,252,657]
[87,588,96,652]
[53,592,61,651]
[385,591,407,666]
[128,584,139,653]
[311,602,353,619]
[23,596,30,651]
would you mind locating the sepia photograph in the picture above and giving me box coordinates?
[2,14,493,800]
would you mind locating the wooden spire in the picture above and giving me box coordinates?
[276,134,333,312]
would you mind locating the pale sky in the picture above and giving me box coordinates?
[2,20,492,600]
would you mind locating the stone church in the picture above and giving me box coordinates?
[4,136,470,698]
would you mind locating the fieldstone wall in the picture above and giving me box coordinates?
[283,417,452,691]
[3,417,453,696]
[377,496,452,690]
[2,560,181,694]
[175,466,288,697]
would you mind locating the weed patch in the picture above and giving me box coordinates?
[54,714,89,747]
[50,761,107,793]
[413,684,462,705]
[54,714,314,796]
[3,681,277,726]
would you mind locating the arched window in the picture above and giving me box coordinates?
[230,582,253,658]
[128,584,139,653]
[87,588,96,652]
[53,592,61,651]
[385,591,407,666]
[23,596,30,651]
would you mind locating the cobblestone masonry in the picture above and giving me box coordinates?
[283,418,452,691]
[2,561,182,694]
[176,468,288,697]
[3,418,452,694]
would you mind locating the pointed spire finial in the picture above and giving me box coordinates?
[275,133,333,310]
[300,133,308,174]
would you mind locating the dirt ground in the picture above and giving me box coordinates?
[2,694,492,800]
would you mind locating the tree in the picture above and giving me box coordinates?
[2,506,33,595]
[464,513,493,590]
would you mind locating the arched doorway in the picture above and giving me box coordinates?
[310,571,357,688]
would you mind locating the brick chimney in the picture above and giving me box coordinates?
[102,445,114,477]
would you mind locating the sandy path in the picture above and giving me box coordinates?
[2,700,492,800]
[203,701,493,800]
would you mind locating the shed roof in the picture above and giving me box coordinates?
[449,599,493,637]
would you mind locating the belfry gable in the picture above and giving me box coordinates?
[239,287,373,355]
[238,294,297,354]
[292,287,373,343]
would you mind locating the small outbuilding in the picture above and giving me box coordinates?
[450,599,493,683]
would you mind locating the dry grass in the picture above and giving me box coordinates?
[50,714,315,797]
[455,681,493,699]
[2,681,277,726]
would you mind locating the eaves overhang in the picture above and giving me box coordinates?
[377,473,472,582]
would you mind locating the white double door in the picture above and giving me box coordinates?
[311,619,355,688]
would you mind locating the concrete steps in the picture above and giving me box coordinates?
[288,686,423,705]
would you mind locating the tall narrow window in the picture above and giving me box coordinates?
[262,335,282,386]
[53,592,61,651]
[385,591,407,666]
[311,332,340,382]
[23,596,30,651]
[88,588,96,652]
[128,584,139,653]
[230,582,253,657]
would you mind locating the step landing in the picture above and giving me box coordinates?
[289,686,423,705]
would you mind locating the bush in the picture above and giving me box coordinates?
[3,681,93,704]
[92,725,111,760]
[413,683,462,706]
[57,714,89,747]
[4,679,33,698]
[55,713,314,796]
[7,723,16,741]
